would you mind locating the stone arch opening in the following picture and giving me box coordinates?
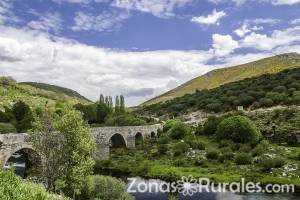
[109,133,127,148]
[135,132,143,147]
[5,148,41,178]
[151,131,156,138]
[109,133,127,156]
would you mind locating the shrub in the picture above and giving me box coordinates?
[239,144,252,153]
[157,128,163,137]
[216,115,261,145]
[163,120,180,132]
[173,142,189,156]
[298,153,300,161]
[79,175,133,200]
[168,121,191,140]
[219,150,234,163]
[0,170,68,200]
[158,135,170,144]
[259,98,274,107]
[185,136,206,150]
[218,140,236,150]
[259,158,285,172]
[206,150,219,160]
[0,123,16,134]
[203,116,222,135]
[158,144,168,155]
[235,153,252,165]
[195,125,204,135]
[252,144,265,157]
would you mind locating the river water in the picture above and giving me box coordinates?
[6,154,299,200]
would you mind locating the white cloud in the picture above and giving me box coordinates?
[211,34,239,56]
[291,18,300,25]
[241,26,300,50]
[52,0,91,4]
[27,12,63,34]
[271,0,300,5]
[0,25,217,106]
[71,11,129,32]
[190,9,226,26]
[0,0,18,25]
[111,0,193,18]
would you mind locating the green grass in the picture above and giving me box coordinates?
[142,53,300,106]
[96,135,300,190]
[0,80,89,110]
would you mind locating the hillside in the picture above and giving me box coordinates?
[138,67,300,116]
[20,82,90,102]
[142,53,300,106]
[0,77,90,110]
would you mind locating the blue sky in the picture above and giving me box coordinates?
[0,0,300,105]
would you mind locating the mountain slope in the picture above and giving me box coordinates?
[0,77,90,110]
[142,53,300,106]
[20,82,90,102]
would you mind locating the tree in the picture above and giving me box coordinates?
[96,103,110,124]
[99,94,105,104]
[11,101,33,132]
[115,96,120,113]
[30,109,66,191]
[55,109,95,198]
[216,115,261,144]
[105,96,109,107]
[31,108,95,198]
[168,121,191,140]
[120,95,125,113]
[203,116,222,135]
[109,96,113,108]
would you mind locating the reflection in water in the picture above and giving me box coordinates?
[126,177,299,200]
[5,153,26,178]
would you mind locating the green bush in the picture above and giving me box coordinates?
[259,158,285,172]
[185,136,206,150]
[235,153,252,165]
[259,98,274,107]
[0,170,68,200]
[195,125,204,135]
[158,135,170,144]
[216,115,261,144]
[157,128,163,137]
[203,116,222,135]
[0,123,16,134]
[173,142,189,156]
[163,120,180,132]
[252,144,266,157]
[206,150,219,160]
[218,150,234,163]
[158,144,168,155]
[298,153,300,161]
[79,175,133,200]
[168,121,191,140]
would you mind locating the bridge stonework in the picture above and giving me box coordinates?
[0,124,163,167]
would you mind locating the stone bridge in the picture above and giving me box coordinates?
[0,124,163,168]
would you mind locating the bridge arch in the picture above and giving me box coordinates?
[109,133,127,148]
[135,132,143,147]
[151,131,156,138]
[4,145,42,178]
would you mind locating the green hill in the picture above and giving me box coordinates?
[0,77,90,110]
[20,82,90,102]
[139,67,300,116]
[142,53,300,106]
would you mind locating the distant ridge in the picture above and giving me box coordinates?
[142,53,300,106]
[20,82,91,102]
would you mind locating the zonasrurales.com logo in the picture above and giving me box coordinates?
[127,175,295,196]
[176,175,198,196]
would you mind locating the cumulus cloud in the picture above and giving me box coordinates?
[71,11,129,32]
[27,12,63,34]
[211,34,239,56]
[0,25,218,106]
[190,9,226,26]
[241,26,300,50]
[271,0,300,5]
[291,18,300,25]
[111,0,194,18]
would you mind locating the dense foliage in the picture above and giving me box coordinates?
[78,175,133,200]
[0,170,69,200]
[31,107,96,198]
[0,101,34,133]
[139,68,300,116]
[216,115,261,144]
